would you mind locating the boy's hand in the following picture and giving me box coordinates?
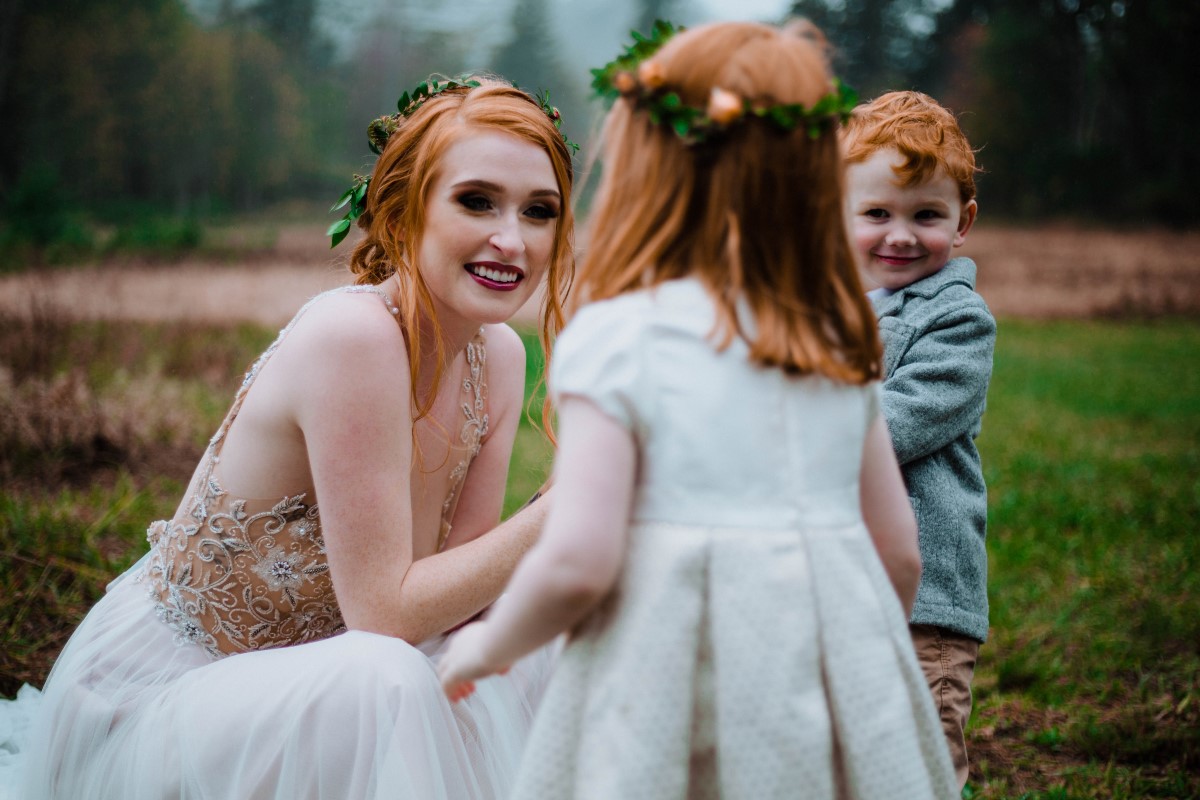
[438,622,510,702]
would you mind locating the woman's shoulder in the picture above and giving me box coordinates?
[480,322,525,364]
[286,288,407,354]
[478,323,527,398]
[263,289,410,402]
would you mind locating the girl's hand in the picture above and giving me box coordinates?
[438,622,509,702]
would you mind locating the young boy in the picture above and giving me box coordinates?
[842,90,995,791]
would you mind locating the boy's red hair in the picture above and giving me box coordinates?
[841,90,979,203]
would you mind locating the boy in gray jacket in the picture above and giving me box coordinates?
[842,90,995,790]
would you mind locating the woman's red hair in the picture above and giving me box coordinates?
[348,78,575,433]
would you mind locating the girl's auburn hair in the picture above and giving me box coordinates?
[579,20,881,384]
[347,79,575,434]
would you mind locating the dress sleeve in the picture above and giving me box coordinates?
[549,300,645,433]
[866,381,883,427]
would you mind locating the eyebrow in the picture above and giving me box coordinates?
[450,179,560,201]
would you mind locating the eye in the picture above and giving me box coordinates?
[457,193,493,212]
[863,208,888,219]
[915,209,944,221]
[524,203,559,221]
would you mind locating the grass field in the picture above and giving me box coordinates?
[1,303,1198,797]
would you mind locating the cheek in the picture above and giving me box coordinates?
[529,226,557,268]
[849,222,876,255]
[924,228,956,253]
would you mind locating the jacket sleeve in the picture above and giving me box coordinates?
[880,300,996,466]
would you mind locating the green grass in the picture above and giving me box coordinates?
[2,315,1197,798]
[966,318,1199,798]
[503,328,555,515]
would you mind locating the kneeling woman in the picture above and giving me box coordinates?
[16,76,575,799]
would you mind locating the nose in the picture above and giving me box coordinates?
[489,214,526,260]
[884,222,916,247]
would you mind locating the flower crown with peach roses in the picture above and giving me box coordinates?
[590,20,858,146]
[327,77,576,248]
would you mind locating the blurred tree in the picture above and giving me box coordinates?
[787,0,1198,226]
[490,0,585,146]
[0,0,22,126]
[788,0,949,97]
[249,0,317,58]
[0,0,311,219]
[949,0,1199,225]
[339,2,469,177]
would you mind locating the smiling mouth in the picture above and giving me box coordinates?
[875,254,920,266]
[465,262,524,291]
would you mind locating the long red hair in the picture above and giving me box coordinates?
[579,21,880,383]
[349,78,575,430]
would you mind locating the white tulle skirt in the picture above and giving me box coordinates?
[1,562,558,799]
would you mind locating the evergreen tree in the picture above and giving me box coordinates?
[490,0,584,145]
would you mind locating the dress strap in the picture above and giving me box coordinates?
[437,327,490,552]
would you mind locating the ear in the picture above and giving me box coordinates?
[953,199,978,247]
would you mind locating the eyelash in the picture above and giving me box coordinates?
[457,194,558,220]
[525,204,558,220]
[458,194,492,212]
[863,208,943,221]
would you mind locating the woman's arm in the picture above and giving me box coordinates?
[860,414,922,615]
[438,396,636,699]
[288,300,547,644]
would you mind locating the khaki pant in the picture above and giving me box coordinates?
[910,624,980,791]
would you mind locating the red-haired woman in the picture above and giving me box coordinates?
[12,77,575,799]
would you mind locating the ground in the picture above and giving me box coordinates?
[2,223,1198,323]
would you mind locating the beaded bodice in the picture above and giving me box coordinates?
[138,286,489,659]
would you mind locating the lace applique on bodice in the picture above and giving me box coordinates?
[439,334,489,550]
[138,286,489,659]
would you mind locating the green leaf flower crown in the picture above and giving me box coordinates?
[328,77,578,248]
[590,20,858,146]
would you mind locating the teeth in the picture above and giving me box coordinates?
[471,265,519,283]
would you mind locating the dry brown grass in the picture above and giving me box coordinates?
[1,223,1196,324]
[962,224,1200,318]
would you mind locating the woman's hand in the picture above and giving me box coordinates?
[438,622,511,702]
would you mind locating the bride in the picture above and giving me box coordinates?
[3,75,575,799]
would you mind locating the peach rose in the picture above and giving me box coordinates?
[614,72,637,94]
[637,60,666,89]
[707,87,744,125]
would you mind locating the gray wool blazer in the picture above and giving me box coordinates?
[871,257,995,643]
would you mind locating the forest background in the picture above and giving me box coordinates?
[1,1,1198,799]
[1,0,1196,245]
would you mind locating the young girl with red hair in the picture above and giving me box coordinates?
[440,21,958,800]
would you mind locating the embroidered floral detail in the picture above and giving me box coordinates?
[137,286,487,658]
[289,510,325,553]
[439,329,490,550]
[252,547,306,590]
[142,468,343,659]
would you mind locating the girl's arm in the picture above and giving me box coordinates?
[438,397,636,699]
[860,414,922,615]
[290,300,546,644]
